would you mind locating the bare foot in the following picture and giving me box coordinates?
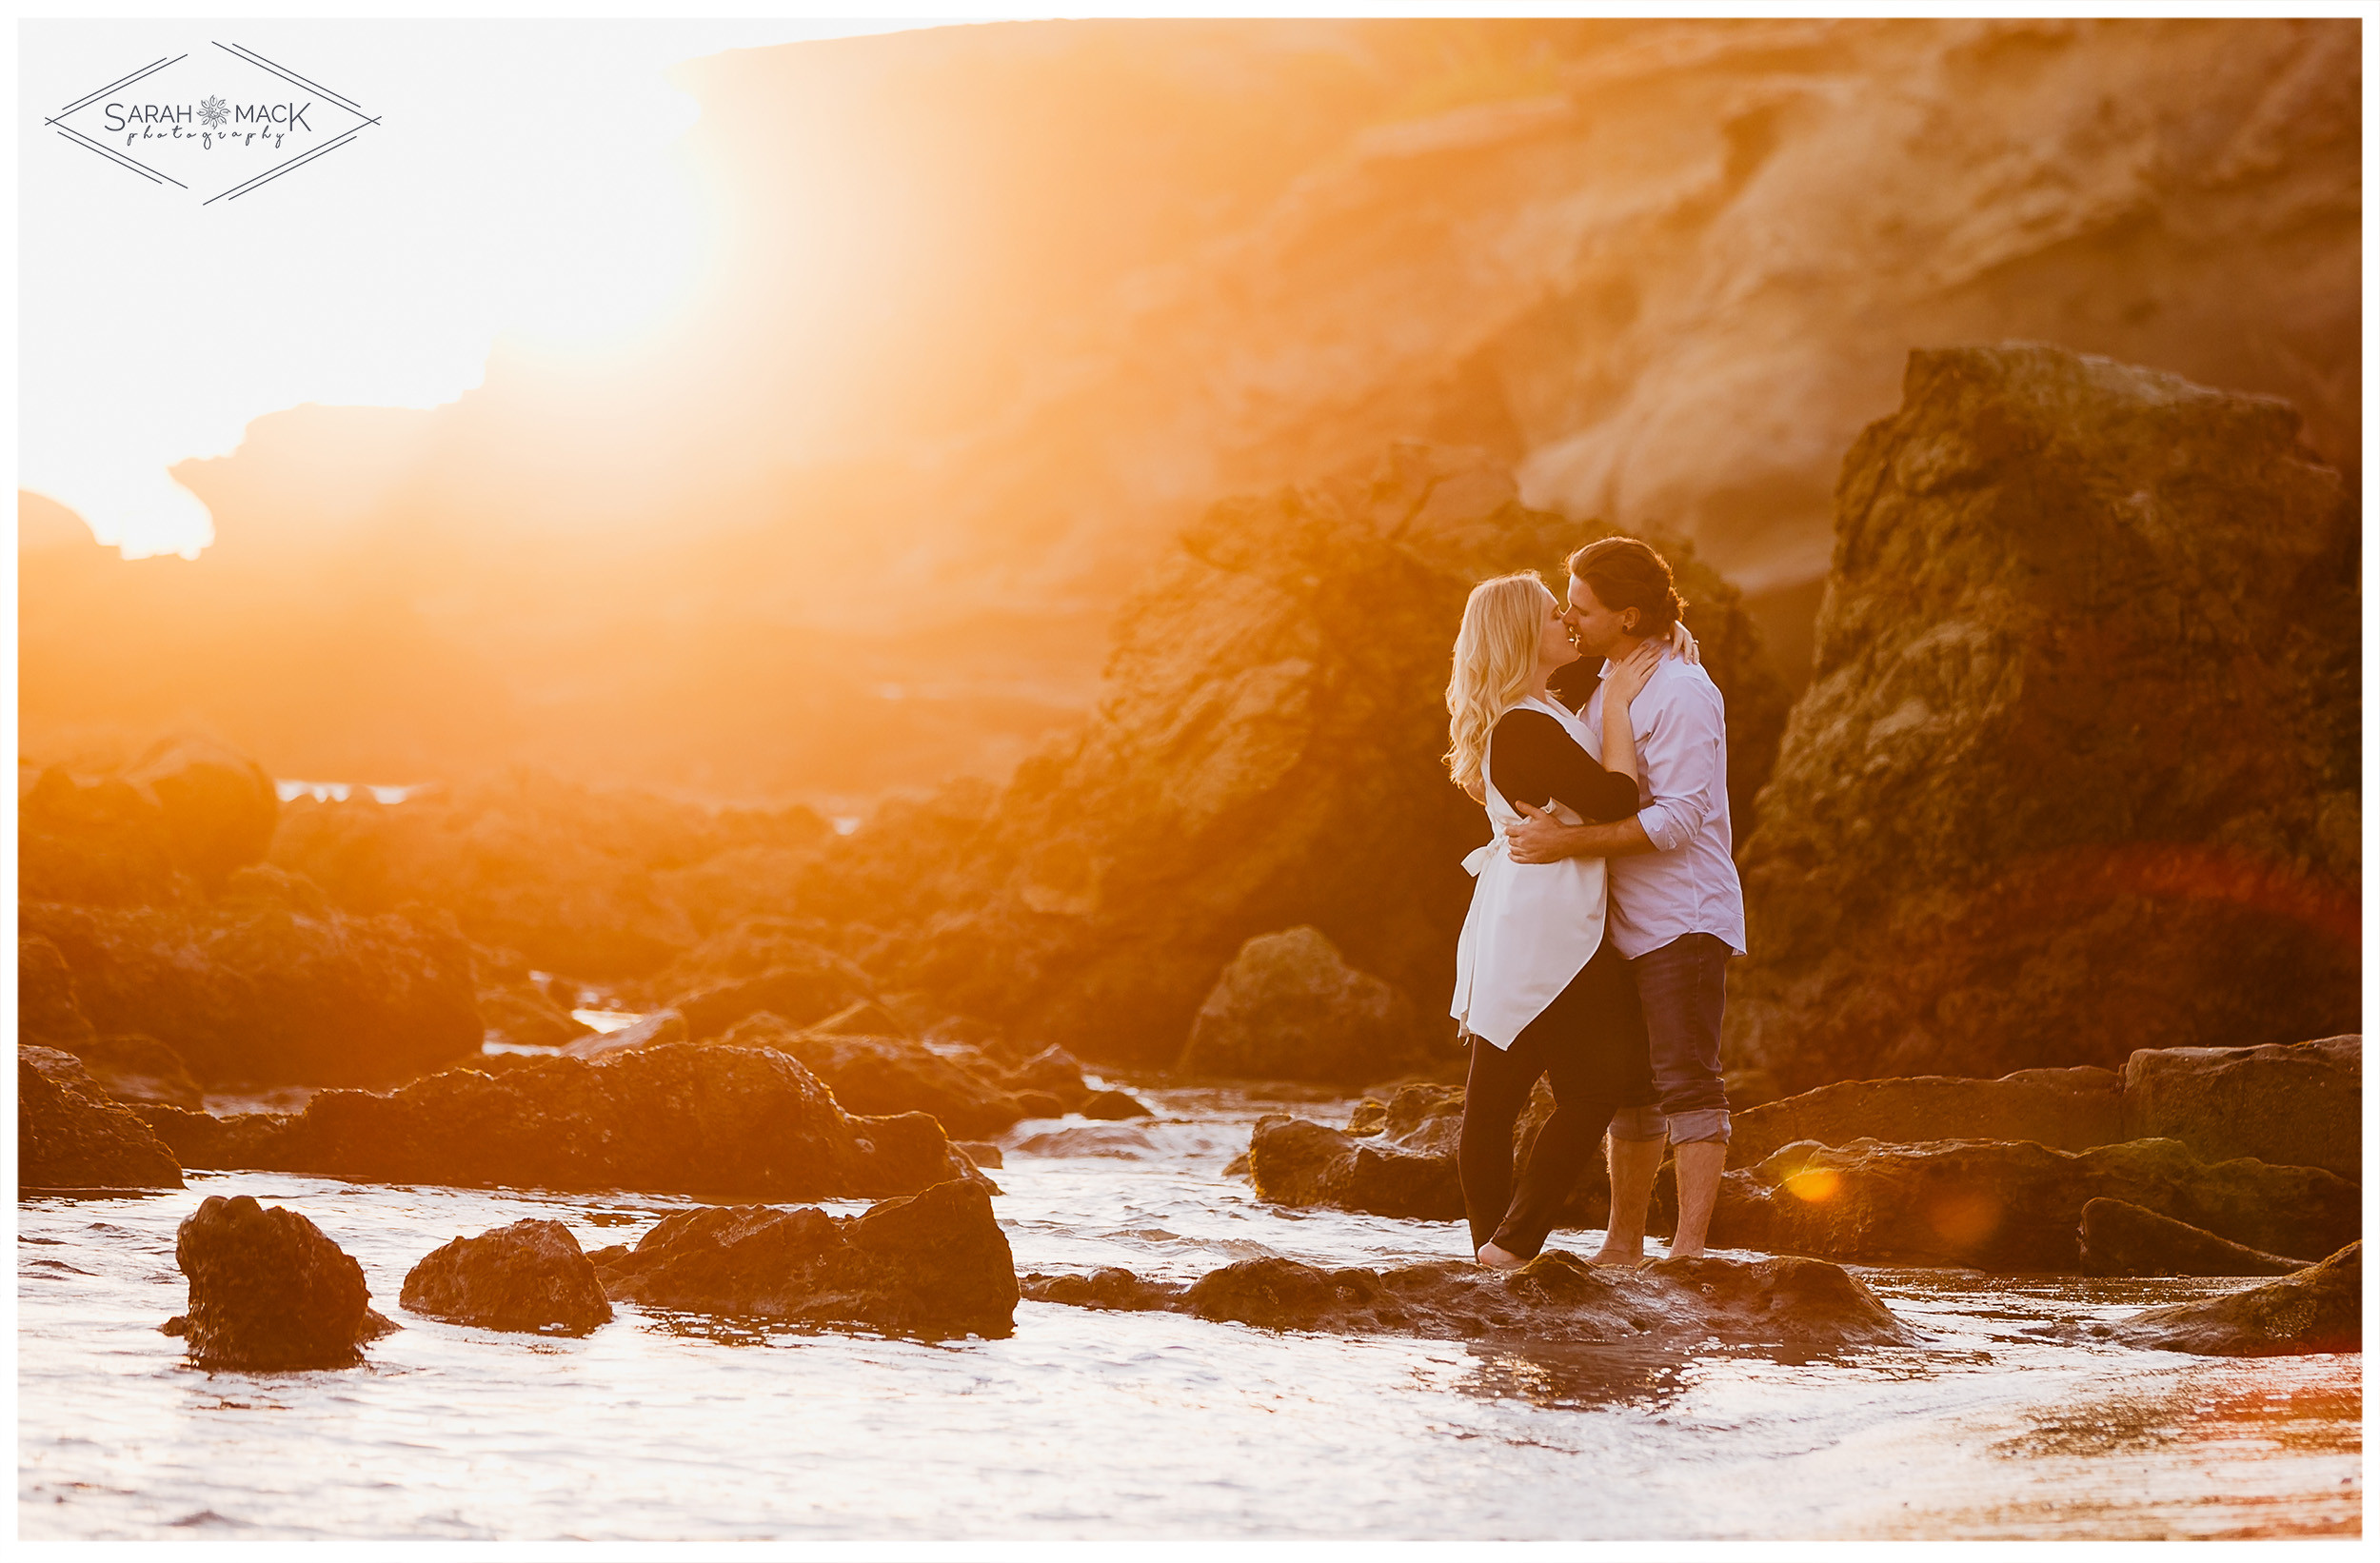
[1587,1236,1643,1267]
[1477,1242,1526,1271]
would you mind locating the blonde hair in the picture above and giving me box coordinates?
[1444,572,1554,796]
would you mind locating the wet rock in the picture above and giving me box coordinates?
[953,1140,1004,1170]
[18,1046,185,1189]
[675,951,875,1040]
[1081,1089,1153,1120]
[2120,1036,2360,1181]
[1730,1067,2124,1168]
[1733,346,2359,1090]
[61,1033,206,1111]
[24,867,482,1089]
[999,1045,1093,1111]
[20,948,206,1108]
[1247,1115,1462,1220]
[2107,1243,2360,1356]
[1346,1098,1388,1137]
[1012,1090,1067,1119]
[190,1043,978,1200]
[172,1194,379,1371]
[400,1218,614,1335]
[1713,1137,2358,1271]
[2077,1197,2299,1277]
[559,1008,686,1060]
[1021,1268,1182,1312]
[19,934,97,1047]
[1146,1250,1916,1349]
[593,1179,1018,1339]
[130,1103,288,1172]
[763,1029,1025,1138]
[1180,927,1432,1085]
[788,446,1783,1069]
[1013,1124,1159,1158]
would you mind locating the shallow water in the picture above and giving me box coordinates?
[18,1082,2361,1540]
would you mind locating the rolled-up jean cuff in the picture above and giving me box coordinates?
[1664,1108,1731,1145]
[1606,1104,1668,1142]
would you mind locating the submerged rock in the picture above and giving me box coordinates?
[18,1046,184,1189]
[1713,1136,2358,1271]
[592,1179,1018,1339]
[2109,1243,2361,1356]
[400,1218,614,1335]
[1180,927,1431,1085]
[161,1043,979,1201]
[1729,1067,2123,1169]
[2119,1036,2360,1181]
[2077,1197,2299,1277]
[1031,1250,1914,1350]
[172,1194,380,1371]
[24,866,482,1089]
[1732,346,2359,1089]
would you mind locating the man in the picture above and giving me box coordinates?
[1504,536,1746,1261]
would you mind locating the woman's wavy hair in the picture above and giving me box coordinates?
[1444,572,1554,797]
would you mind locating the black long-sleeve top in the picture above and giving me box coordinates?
[1485,706,1640,823]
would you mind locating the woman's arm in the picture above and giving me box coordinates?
[1486,709,1638,823]
[1597,642,1664,784]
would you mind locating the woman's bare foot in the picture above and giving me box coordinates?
[1477,1242,1526,1271]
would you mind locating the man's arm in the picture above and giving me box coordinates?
[1504,802,1659,863]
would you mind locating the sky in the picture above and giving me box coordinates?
[19,18,943,558]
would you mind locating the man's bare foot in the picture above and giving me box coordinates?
[1477,1242,1526,1271]
[1586,1235,1643,1267]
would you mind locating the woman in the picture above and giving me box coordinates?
[1444,571,1666,1270]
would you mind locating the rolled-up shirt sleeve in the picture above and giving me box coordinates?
[1632,683,1726,852]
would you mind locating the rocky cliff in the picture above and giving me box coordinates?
[1730,345,2358,1089]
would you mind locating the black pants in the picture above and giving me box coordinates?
[1458,940,1655,1258]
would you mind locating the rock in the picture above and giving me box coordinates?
[177,1043,980,1200]
[788,446,1783,1070]
[2120,1036,2360,1181]
[999,1045,1093,1111]
[400,1218,614,1335]
[23,870,482,1088]
[1346,1098,1388,1137]
[122,736,281,892]
[803,998,910,1038]
[172,1194,380,1370]
[2077,1197,2300,1277]
[1721,1068,1785,1112]
[1013,1124,1160,1158]
[762,1028,1025,1138]
[1118,1250,1918,1349]
[592,1179,1018,1339]
[475,946,594,1050]
[2107,1243,2360,1356]
[1180,926,1433,1085]
[559,1009,686,1060]
[1080,1088,1153,1120]
[19,762,191,906]
[1012,1090,1067,1119]
[129,1104,287,1172]
[1021,1268,1181,1312]
[953,1140,1004,1170]
[1733,346,2358,1090]
[61,1033,205,1111]
[18,1046,185,1189]
[1730,1067,2124,1168]
[1712,1137,2358,1271]
[19,934,96,1046]
[675,952,876,1040]
[1247,1115,1463,1220]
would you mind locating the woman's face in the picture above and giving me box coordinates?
[1537,589,1582,673]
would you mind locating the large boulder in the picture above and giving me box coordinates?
[400,1218,614,1335]
[590,1179,1018,1339]
[1713,1136,2357,1271]
[2077,1197,2301,1277]
[764,1029,1026,1138]
[170,1194,387,1371]
[1248,1115,1464,1219]
[1732,346,2358,1090]
[159,1043,979,1201]
[18,1046,185,1189]
[23,865,482,1088]
[1028,1250,1914,1351]
[2106,1242,2360,1356]
[1180,926,1431,1084]
[2119,1036,2359,1181]
[791,445,1785,1068]
[1730,1067,2123,1168]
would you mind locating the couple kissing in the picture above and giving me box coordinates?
[1445,537,1748,1272]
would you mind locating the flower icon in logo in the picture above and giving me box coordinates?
[198,95,229,130]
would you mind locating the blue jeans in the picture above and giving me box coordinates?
[1606,932,1733,1145]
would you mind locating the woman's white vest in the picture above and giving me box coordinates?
[1448,695,1610,1050]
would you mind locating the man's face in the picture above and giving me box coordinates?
[1562,574,1637,662]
